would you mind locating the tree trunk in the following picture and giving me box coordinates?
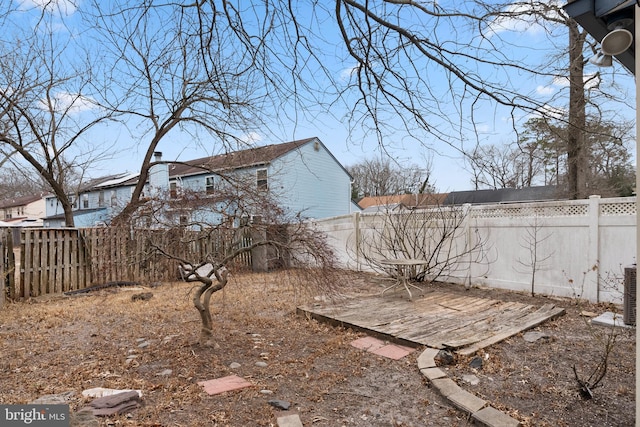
[62,201,75,227]
[567,20,588,199]
[192,268,228,346]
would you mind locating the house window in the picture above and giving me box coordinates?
[170,182,178,198]
[110,191,117,207]
[257,169,268,191]
[82,194,89,209]
[98,191,105,207]
[205,176,215,194]
[72,196,78,209]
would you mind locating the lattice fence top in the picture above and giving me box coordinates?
[600,201,636,216]
[472,203,589,218]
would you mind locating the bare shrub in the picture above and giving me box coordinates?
[349,205,490,285]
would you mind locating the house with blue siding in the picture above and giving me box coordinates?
[43,137,355,227]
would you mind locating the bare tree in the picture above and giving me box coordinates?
[515,214,554,297]
[90,0,630,220]
[0,4,118,226]
[348,156,434,199]
[122,174,339,346]
[568,267,625,399]
[0,164,49,200]
[467,142,547,190]
[85,2,294,224]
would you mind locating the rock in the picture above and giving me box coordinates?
[229,362,241,369]
[80,390,142,417]
[462,374,480,385]
[268,399,291,410]
[31,391,75,404]
[131,292,153,301]
[82,388,143,399]
[156,369,172,376]
[469,356,483,369]
[260,389,274,394]
[523,331,550,343]
[162,334,180,344]
[255,361,268,368]
[70,410,100,427]
[435,350,454,365]
[580,311,598,317]
[137,341,150,348]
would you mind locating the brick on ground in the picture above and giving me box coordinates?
[198,375,252,395]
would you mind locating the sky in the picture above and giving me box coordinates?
[4,0,637,193]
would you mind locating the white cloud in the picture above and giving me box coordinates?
[551,73,599,90]
[239,132,262,144]
[536,85,555,96]
[532,104,566,120]
[583,72,601,90]
[39,91,96,114]
[552,76,569,87]
[16,0,78,16]
[340,65,359,82]
[485,1,562,37]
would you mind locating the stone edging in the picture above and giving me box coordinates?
[418,348,521,427]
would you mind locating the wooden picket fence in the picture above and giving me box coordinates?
[5,226,254,299]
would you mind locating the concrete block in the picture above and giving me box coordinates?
[417,347,439,370]
[472,406,521,427]
[447,389,487,414]
[277,414,303,427]
[430,378,461,397]
[421,367,447,381]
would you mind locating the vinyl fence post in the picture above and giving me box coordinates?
[586,195,601,302]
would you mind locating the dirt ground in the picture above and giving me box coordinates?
[0,270,635,426]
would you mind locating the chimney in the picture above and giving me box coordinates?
[149,151,169,192]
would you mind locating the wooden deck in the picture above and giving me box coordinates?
[298,289,565,356]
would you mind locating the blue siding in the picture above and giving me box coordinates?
[269,139,351,219]
[43,138,352,227]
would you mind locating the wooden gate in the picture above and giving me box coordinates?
[19,228,92,297]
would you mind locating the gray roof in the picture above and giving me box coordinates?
[443,186,562,205]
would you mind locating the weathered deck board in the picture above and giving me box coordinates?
[298,290,565,355]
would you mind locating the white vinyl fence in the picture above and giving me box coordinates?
[314,195,636,303]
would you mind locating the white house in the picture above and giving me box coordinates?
[0,194,47,227]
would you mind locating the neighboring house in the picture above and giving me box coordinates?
[357,193,449,212]
[443,186,561,205]
[44,173,138,228]
[44,137,354,227]
[0,194,47,226]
